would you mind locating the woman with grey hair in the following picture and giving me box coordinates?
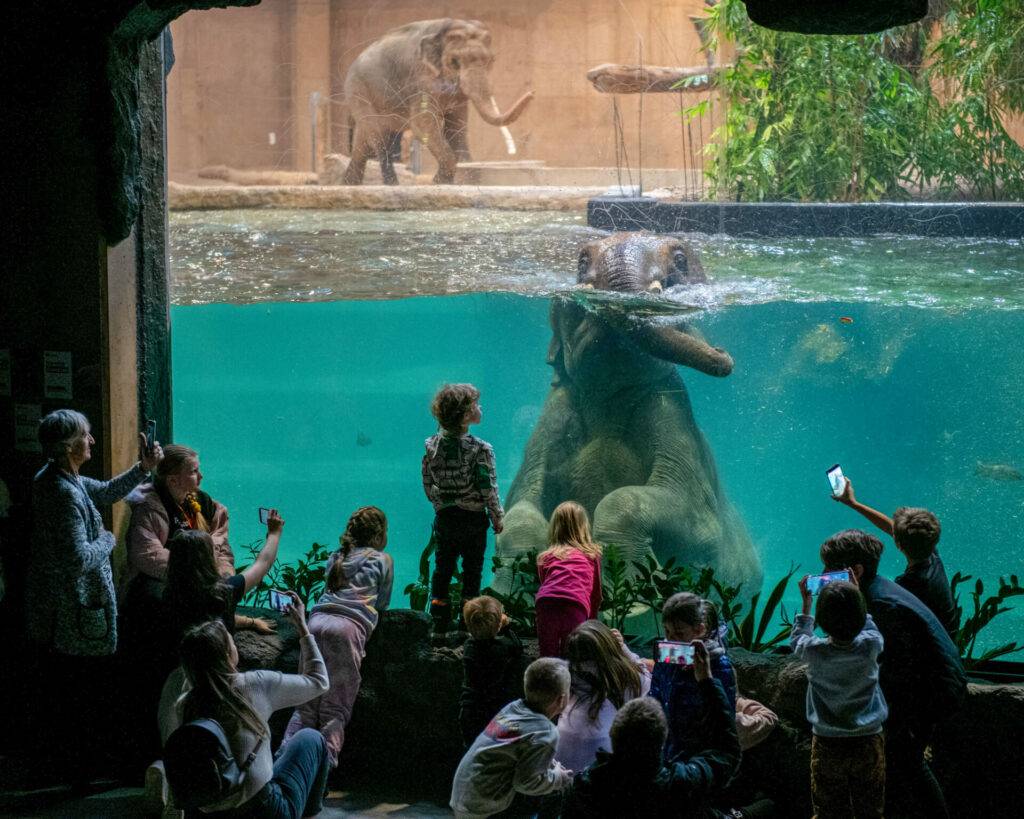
[25,408,162,784]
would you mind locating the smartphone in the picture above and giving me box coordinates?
[656,640,695,667]
[145,419,157,452]
[826,463,846,497]
[258,506,272,525]
[807,570,851,595]
[268,589,290,611]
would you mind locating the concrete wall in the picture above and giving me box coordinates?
[167,0,717,176]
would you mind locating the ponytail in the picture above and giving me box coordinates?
[329,506,387,592]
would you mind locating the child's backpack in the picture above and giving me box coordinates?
[163,717,263,809]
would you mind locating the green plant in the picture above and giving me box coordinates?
[950,572,1024,668]
[711,564,798,652]
[403,532,464,613]
[239,540,329,610]
[484,550,540,634]
[691,0,1024,201]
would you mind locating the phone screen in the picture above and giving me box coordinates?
[268,590,289,611]
[807,570,851,595]
[826,464,846,496]
[656,640,695,666]
[145,419,157,450]
[258,507,271,525]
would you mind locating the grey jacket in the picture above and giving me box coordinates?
[450,698,572,819]
[27,461,148,656]
[311,547,394,635]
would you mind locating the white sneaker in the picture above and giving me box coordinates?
[143,760,168,815]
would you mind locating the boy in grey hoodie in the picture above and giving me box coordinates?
[791,574,887,818]
[451,657,573,819]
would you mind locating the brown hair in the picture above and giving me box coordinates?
[541,501,602,562]
[819,529,884,582]
[609,696,668,774]
[892,507,941,561]
[463,595,504,640]
[430,383,480,432]
[328,506,387,592]
[815,581,868,643]
[178,620,265,740]
[165,530,231,635]
[523,657,570,711]
[565,620,643,721]
[661,592,719,636]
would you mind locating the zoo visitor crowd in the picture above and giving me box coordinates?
[25,384,967,818]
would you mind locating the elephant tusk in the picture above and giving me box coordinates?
[491,96,517,155]
[647,281,663,293]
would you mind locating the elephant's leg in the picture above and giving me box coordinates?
[445,105,471,162]
[491,499,549,596]
[378,134,399,186]
[592,484,724,577]
[411,109,457,184]
[342,126,374,185]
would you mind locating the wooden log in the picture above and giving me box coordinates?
[586,63,728,94]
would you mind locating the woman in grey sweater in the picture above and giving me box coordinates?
[25,408,161,785]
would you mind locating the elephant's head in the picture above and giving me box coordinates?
[419,19,533,126]
[556,232,734,382]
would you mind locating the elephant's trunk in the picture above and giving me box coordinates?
[463,70,533,126]
[636,322,734,377]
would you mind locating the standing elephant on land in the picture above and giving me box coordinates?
[342,18,533,185]
[495,233,761,593]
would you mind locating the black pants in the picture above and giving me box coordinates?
[430,507,489,618]
[885,720,948,819]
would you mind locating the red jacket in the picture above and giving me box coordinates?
[536,548,603,617]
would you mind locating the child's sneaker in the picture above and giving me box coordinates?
[430,599,452,633]
[143,760,178,817]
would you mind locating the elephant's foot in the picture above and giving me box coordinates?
[490,501,548,596]
[341,168,365,185]
[433,170,455,184]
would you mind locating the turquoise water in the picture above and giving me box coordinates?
[170,210,1024,649]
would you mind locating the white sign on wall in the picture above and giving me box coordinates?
[43,350,73,400]
[14,403,42,453]
[0,349,11,397]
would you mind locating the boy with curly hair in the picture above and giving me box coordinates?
[423,383,504,632]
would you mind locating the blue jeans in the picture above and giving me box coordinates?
[223,728,329,819]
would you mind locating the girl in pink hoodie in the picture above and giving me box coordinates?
[535,502,603,657]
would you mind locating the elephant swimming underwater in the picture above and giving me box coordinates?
[342,18,533,185]
[495,232,761,593]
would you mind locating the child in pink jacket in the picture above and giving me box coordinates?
[535,501,603,657]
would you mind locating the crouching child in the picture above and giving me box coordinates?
[451,657,573,819]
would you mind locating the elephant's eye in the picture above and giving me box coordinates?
[450,57,460,69]
[577,252,590,280]
[672,250,688,273]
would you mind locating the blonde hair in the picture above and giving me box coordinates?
[463,595,504,639]
[157,444,209,532]
[541,501,602,562]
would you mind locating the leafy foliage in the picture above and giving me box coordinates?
[238,540,330,610]
[484,550,541,634]
[711,564,798,652]
[950,572,1024,668]
[692,0,1024,201]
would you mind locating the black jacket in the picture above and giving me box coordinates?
[563,678,740,818]
[865,574,966,728]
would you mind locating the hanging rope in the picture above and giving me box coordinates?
[612,96,633,192]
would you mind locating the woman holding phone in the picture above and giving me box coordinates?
[157,593,330,817]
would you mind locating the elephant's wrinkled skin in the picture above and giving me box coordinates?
[495,233,761,593]
[342,18,533,185]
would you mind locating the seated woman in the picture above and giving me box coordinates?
[555,619,652,773]
[164,509,284,641]
[125,444,234,596]
[158,601,330,816]
[282,506,394,768]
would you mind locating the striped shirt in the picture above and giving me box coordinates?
[422,432,504,526]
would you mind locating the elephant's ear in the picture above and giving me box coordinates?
[419,22,453,76]
[546,298,567,384]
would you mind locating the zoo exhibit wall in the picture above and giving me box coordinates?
[166,0,719,179]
